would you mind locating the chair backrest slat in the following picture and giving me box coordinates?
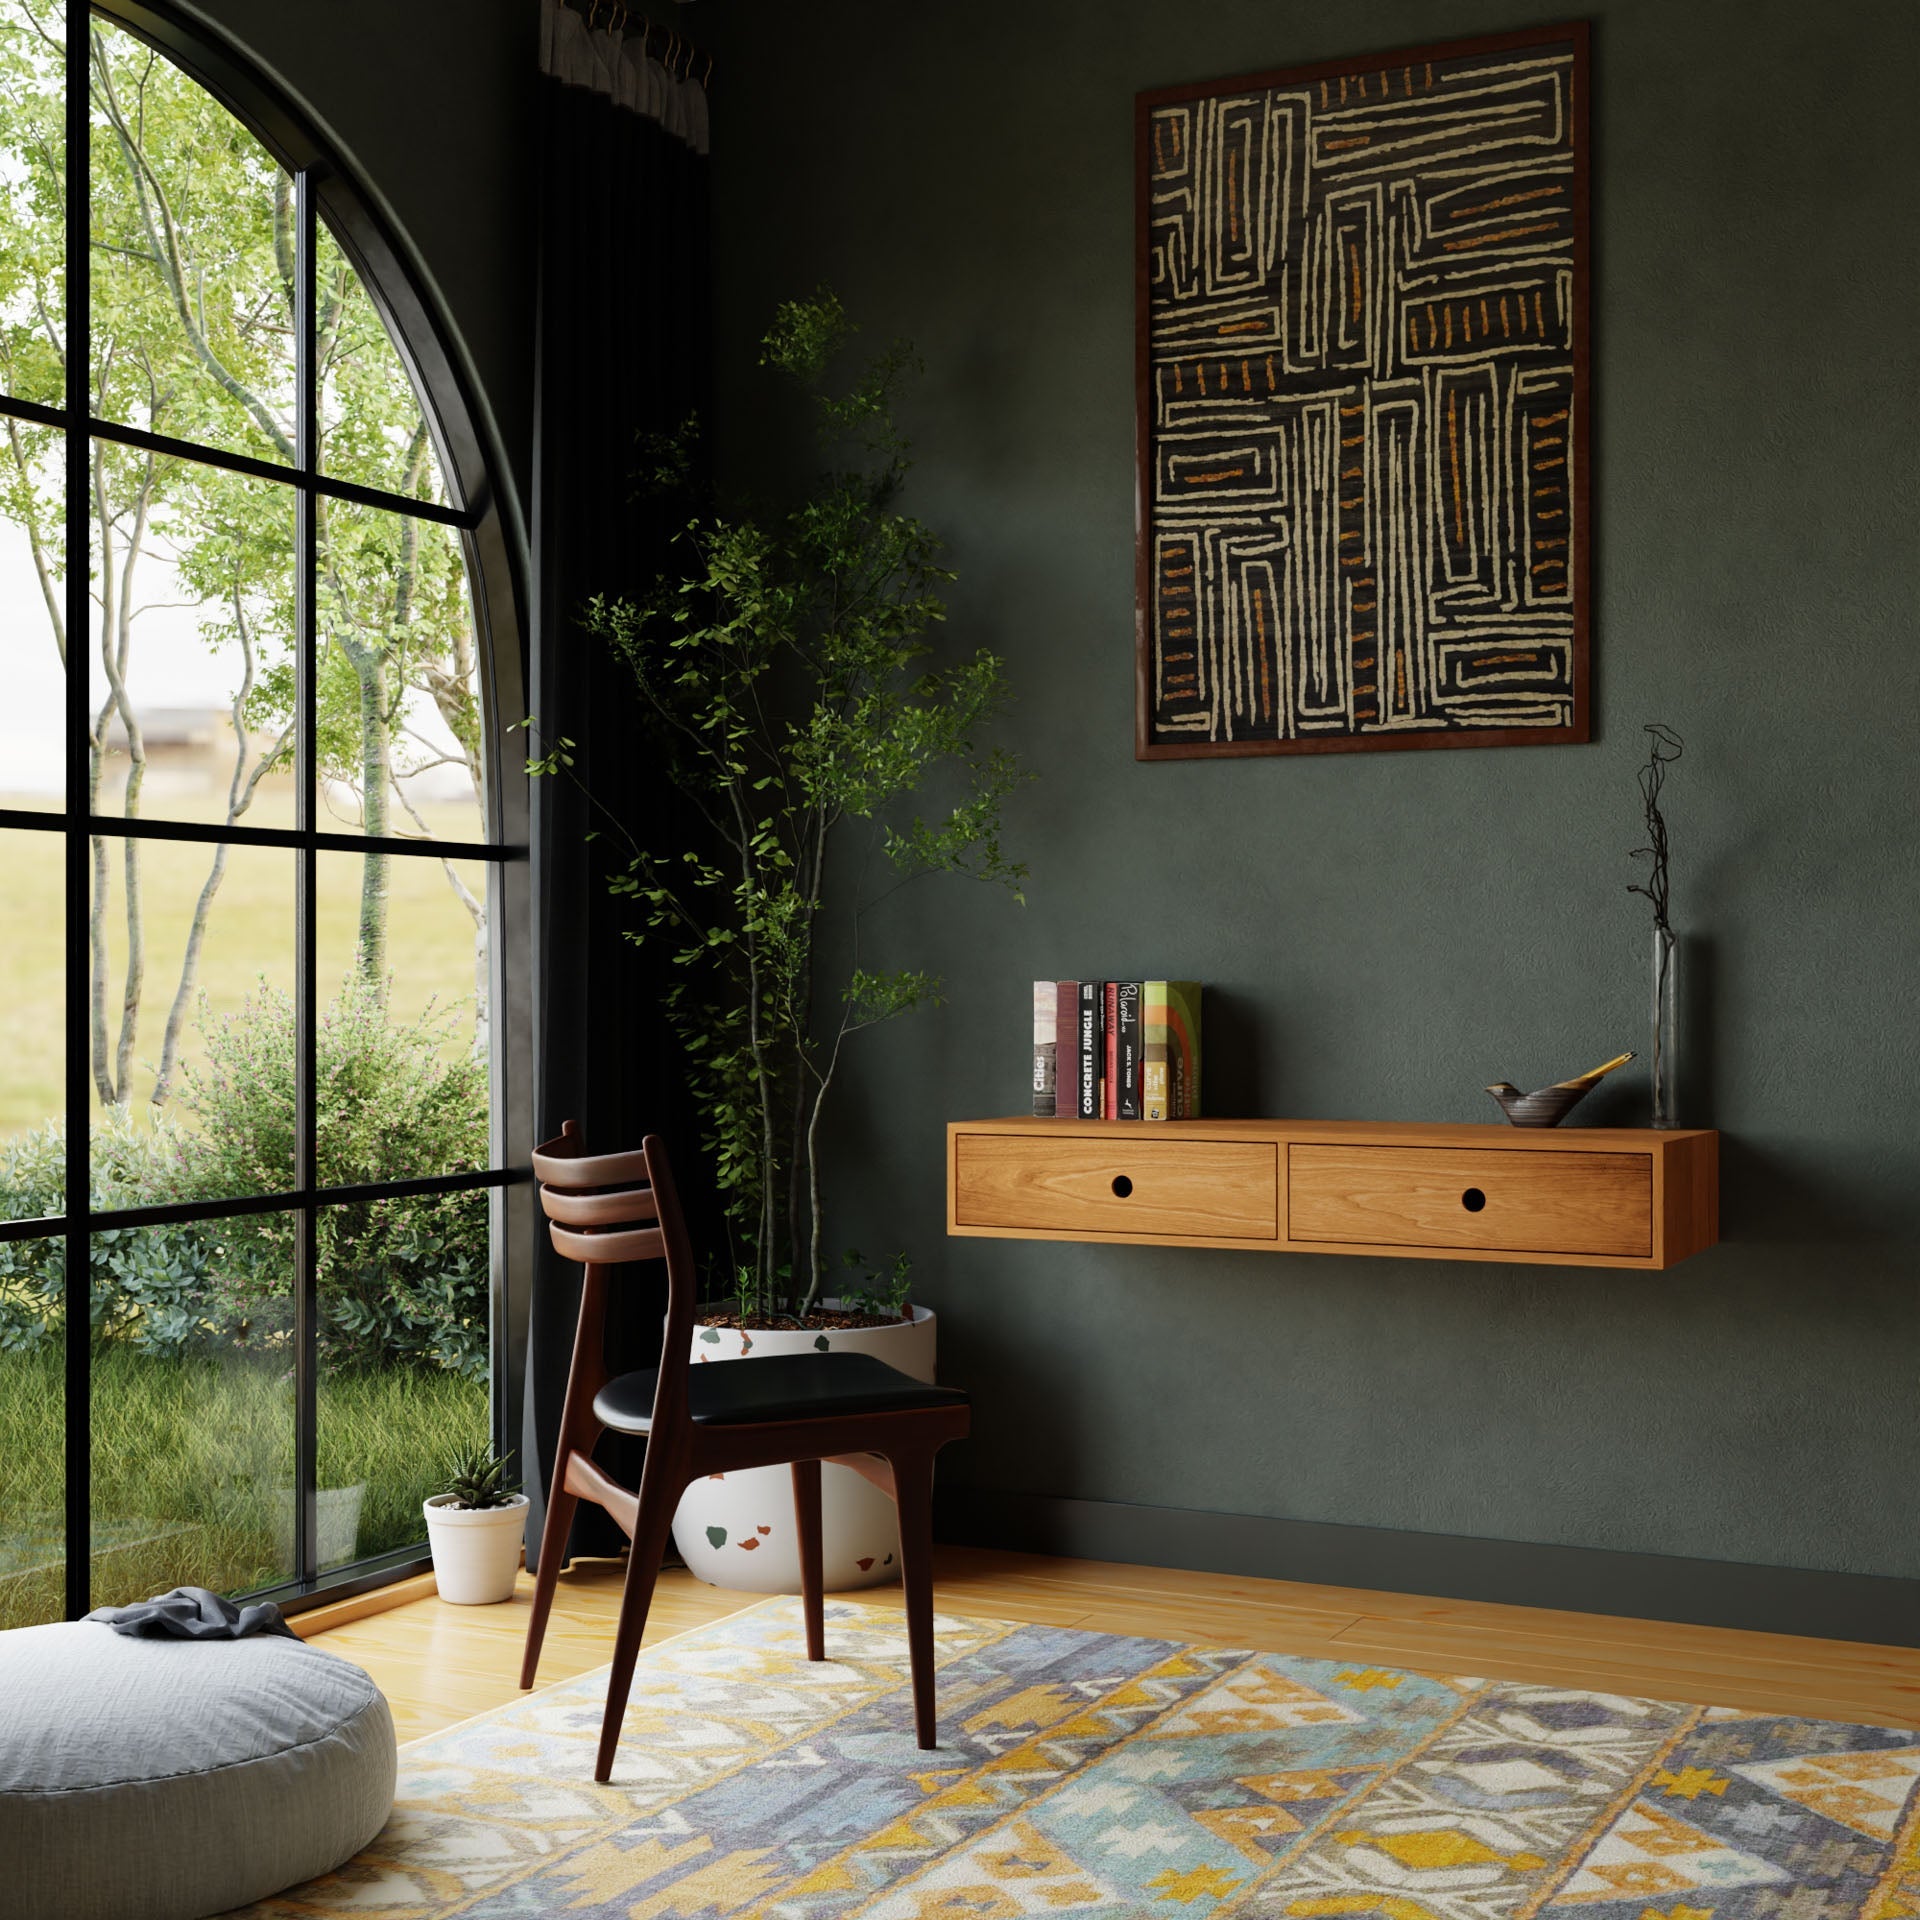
[534,1122,698,1441]
[548,1222,666,1267]
[532,1135,653,1191]
[541,1185,661,1229]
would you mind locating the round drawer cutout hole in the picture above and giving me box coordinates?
[1460,1187,1487,1213]
[1111,1175,1134,1199]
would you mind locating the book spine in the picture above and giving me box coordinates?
[1115,982,1143,1119]
[1103,982,1119,1119]
[1076,981,1100,1119]
[1166,981,1203,1119]
[1142,981,1170,1120]
[1031,981,1056,1118]
[1053,982,1078,1118]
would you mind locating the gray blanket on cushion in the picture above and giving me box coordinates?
[88,1584,297,1640]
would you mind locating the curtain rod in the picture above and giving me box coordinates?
[563,0,715,85]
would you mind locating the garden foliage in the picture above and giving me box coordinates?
[0,980,489,1375]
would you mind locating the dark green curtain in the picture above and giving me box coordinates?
[524,0,711,1570]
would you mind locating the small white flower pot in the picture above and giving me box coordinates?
[671,1302,936,1594]
[423,1491,529,1605]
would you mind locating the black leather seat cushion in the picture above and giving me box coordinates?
[593,1351,969,1433]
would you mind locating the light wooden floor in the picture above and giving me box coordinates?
[301,1546,1920,1744]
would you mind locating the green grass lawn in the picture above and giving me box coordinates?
[0,779,491,1143]
[0,1342,487,1628]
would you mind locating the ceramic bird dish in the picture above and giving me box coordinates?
[1485,1051,1637,1128]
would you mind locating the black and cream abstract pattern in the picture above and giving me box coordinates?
[1142,32,1587,751]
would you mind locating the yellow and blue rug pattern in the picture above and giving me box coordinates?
[254,1597,1920,1919]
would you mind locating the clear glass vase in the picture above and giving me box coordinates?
[1650,925,1679,1129]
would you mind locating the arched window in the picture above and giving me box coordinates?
[0,2,525,1625]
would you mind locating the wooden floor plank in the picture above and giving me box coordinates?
[1330,1612,1920,1700]
[305,1545,1920,1745]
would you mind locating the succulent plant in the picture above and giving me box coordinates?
[437,1441,520,1511]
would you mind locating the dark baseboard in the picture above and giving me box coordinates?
[933,1487,1920,1649]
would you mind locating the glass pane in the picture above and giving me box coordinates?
[0,2,65,410]
[0,825,61,1156]
[88,447,296,828]
[87,838,294,1202]
[90,1215,295,1607]
[317,222,448,507]
[317,1190,488,1572]
[88,16,295,463]
[0,825,62,1626]
[315,847,491,1186]
[316,495,485,846]
[0,1311,63,1625]
[0,418,65,808]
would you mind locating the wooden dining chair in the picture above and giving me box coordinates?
[520,1122,972,1780]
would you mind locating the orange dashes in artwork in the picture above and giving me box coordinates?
[1440,221,1558,252]
[1447,183,1562,219]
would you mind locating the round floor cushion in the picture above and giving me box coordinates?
[0,1621,396,1920]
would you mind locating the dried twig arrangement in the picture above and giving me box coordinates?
[1628,723,1684,933]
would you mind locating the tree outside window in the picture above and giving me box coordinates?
[0,5,505,1627]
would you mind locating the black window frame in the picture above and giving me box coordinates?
[0,0,531,1620]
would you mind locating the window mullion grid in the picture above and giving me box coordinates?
[39,18,517,1614]
[0,391,479,532]
[294,165,320,1590]
[63,0,93,1622]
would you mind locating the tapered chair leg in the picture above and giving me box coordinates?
[888,1447,939,1750]
[594,1472,683,1783]
[519,1467,581,1691]
[792,1458,825,1662]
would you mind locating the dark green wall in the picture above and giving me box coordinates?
[709,0,1920,1594]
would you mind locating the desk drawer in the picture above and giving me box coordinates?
[954,1133,1278,1240]
[1288,1145,1651,1258]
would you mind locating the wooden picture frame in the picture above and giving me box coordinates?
[1136,24,1591,760]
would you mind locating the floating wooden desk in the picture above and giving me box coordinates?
[946,1118,1718,1270]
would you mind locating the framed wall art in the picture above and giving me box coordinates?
[1136,24,1590,759]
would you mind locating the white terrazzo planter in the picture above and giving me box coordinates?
[671,1302,935,1593]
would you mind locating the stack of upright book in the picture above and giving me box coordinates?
[1031,981,1203,1120]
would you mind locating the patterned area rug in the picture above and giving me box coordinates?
[248,1597,1920,1919]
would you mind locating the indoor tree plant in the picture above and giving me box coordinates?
[532,291,1025,1589]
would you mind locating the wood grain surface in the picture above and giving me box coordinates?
[1288,1143,1652,1257]
[304,1547,1920,1743]
[953,1130,1278,1239]
[947,1119,1717,1268]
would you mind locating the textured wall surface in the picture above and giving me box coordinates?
[708,0,1920,1581]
